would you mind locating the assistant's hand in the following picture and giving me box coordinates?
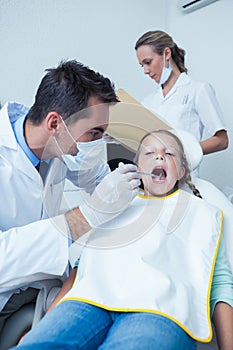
[79,162,140,227]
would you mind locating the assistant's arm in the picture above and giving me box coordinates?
[200,129,228,155]
[211,239,233,350]
[195,83,228,155]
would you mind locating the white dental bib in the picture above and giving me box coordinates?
[63,190,222,342]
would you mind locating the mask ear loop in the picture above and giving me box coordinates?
[53,134,65,157]
[52,115,75,156]
[59,115,76,144]
[163,51,166,68]
[54,115,78,156]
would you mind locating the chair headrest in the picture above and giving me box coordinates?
[170,129,203,171]
[108,89,203,171]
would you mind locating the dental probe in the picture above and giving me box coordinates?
[137,171,163,180]
[137,171,156,177]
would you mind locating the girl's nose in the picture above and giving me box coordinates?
[155,154,164,160]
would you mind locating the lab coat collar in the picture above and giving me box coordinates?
[12,114,40,167]
[174,72,190,87]
[0,102,42,182]
[7,101,29,123]
[0,102,29,149]
[159,73,190,100]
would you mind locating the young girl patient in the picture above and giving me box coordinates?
[15,130,233,350]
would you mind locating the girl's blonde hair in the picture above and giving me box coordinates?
[135,30,187,74]
[134,130,202,198]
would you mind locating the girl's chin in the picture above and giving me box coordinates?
[145,184,174,197]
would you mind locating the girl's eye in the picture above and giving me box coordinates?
[165,152,175,157]
[145,151,153,155]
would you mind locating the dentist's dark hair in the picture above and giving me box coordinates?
[26,60,118,125]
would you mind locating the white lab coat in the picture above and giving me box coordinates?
[0,102,70,289]
[0,102,109,306]
[142,73,226,142]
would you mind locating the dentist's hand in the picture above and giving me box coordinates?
[79,162,140,227]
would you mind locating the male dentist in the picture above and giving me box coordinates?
[0,60,140,333]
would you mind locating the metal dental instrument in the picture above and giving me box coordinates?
[137,171,156,177]
[137,171,163,179]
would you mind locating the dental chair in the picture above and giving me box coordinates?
[0,278,62,350]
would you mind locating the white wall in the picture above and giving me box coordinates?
[0,0,166,105]
[0,0,232,192]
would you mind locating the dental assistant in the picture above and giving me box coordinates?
[0,60,140,333]
[135,30,228,159]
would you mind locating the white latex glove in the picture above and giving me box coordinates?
[79,162,140,227]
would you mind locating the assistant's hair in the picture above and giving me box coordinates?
[26,60,118,125]
[134,130,202,199]
[135,30,187,74]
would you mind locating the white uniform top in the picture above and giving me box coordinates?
[0,102,109,310]
[62,190,223,342]
[142,73,226,142]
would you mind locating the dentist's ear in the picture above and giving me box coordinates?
[46,112,61,133]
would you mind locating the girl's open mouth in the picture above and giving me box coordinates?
[152,167,167,181]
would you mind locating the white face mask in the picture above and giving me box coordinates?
[53,114,107,170]
[53,115,110,190]
[156,53,172,87]
[55,117,108,169]
[53,116,121,190]
[55,133,107,194]
[62,137,107,172]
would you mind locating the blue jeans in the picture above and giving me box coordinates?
[15,301,197,350]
